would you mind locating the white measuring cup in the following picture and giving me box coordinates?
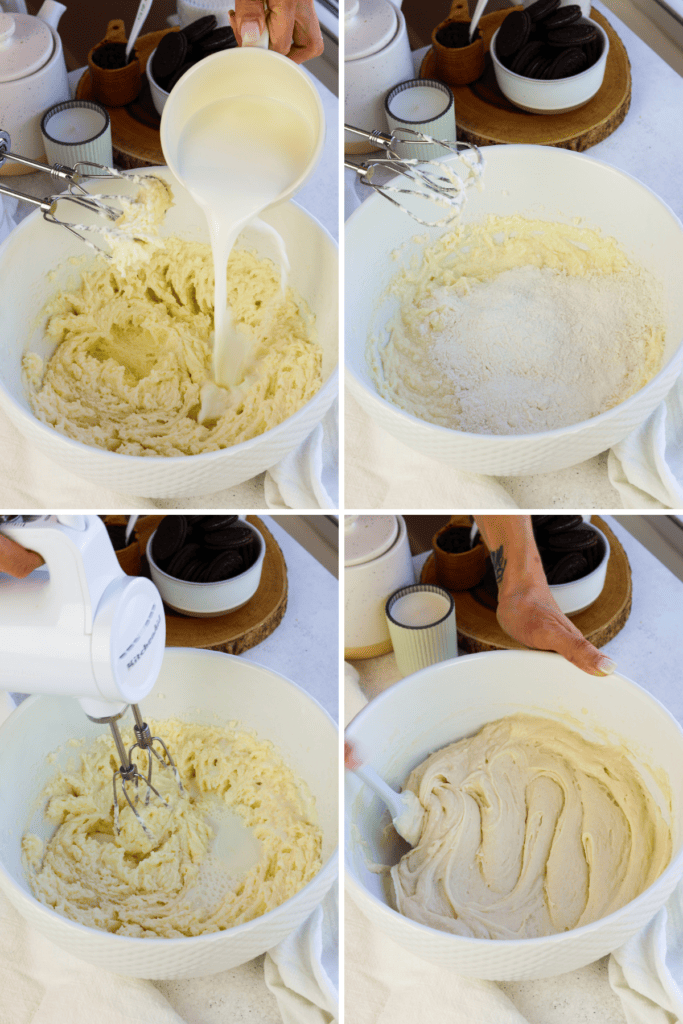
[159,47,324,388]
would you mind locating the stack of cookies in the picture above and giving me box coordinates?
[494,0,602,80]
[152,17,237,94]
[152,515,259,583]
[532,515,605,584]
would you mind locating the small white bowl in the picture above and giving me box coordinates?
[146,46,170,116]
[547,523,610,614]
[147,521,265,617]
[490,18,609,114]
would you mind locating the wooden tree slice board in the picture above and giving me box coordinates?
[76,28,177,169]
[133,515,288,655]
[420,8,631,151]
[421,516,631,653]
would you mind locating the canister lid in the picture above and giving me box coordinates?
[344,0,399,61]
[345,515,399,566]
[0,13,54,84]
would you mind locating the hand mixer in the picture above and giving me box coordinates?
[0,515,182,839]
[345,124,484,227]
[0,129,163,255]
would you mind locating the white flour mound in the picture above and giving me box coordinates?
[369,217,666,435]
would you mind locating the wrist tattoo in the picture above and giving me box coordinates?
[490,545,507,587]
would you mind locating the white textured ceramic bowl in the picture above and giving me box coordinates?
[145,45,169,116]
[0,166,338,498]
[345,649,683,980]
[346,145,683,476]
[490,18,608,114]
[0,648,338,979]
[147,520,265,617]
[547,522,610,614]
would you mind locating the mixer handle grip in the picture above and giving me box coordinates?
[0,515,122,634]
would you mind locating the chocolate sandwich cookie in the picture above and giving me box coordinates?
[199,26,237,54]
[180,14,217,44]
[547,551,589,584]
[547,525,600,551]
[495,9,531,58]
[202,515,239,533]
[167,62,193,90]
[152,30,188,85]
[435,21,481,47]
[545,46,587,77]
[153,515,187,565]
[166,542,202,580]
[544,514,584,534]
[203,549,244,582]
[547,22,597,46]
[525,0,561,21]
[540,4,582,29]
[510,39,545,74]
[583,35,602,66]
[524,54,553,77]
[205,525,254,550]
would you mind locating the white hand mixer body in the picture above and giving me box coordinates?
[0,515,182,838]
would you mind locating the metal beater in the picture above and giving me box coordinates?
[0,129,165,255]
[345,123,484,227]
[0,515,183,840]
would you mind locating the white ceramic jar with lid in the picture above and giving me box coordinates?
[344,514,415,658]
[0,0,70,176]
[344,0,414,153]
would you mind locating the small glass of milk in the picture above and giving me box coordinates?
[385,584,457,677]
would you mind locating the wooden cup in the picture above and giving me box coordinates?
[102,515,141,576]
[432,518,489,592]
[432,0,485,86]
[88,19,142,108]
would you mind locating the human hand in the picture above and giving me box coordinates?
[230,0,324,63]
[496,576,616,677]
[0,534,44,579]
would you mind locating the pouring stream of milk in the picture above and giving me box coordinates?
[175,94,315,419]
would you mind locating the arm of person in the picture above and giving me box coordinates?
[0,535,44,579]
[474,515,616,677]
[230,0,324,63]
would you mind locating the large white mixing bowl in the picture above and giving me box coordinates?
[345,649,683,980]
[346,145,683,476]
[0,648,338,979]
[0,167,337,498]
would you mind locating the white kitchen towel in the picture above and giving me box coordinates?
[608,376,683,510]
[0,192,19,245]
[345,895,529,1024]
[265,399,339,510]
[609,882,683,1024]
[345,390,519,509]
[265,883,339,1024]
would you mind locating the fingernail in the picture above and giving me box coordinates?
[241,20,261,44]
[595,656,617,676]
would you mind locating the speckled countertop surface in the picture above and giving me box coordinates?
[349,515,683,1023]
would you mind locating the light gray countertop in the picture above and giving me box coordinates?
[349,515,683,1023]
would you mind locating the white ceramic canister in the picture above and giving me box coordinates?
[344,514,416,659]
[344,0,414,153]
[0,1,69,175]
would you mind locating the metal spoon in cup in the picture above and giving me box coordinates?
[126,0,154,64]
[469,0,488,41]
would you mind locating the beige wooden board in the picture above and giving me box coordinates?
[133,515,288,654]
[421,516,632,653]
[76,28,177,168]
[420,7,631,151]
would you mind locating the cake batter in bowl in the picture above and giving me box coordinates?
[0,167,338,498]
[0,649,338,978]
[345,145,683,477]
[345,649,683,979]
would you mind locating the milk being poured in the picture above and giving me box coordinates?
[176,94,316,401]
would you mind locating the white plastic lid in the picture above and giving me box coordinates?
[0,13,54,84]
[345,515,399,566]
[345,0,399,61]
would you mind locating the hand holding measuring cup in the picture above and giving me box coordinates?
[229,0,324,62]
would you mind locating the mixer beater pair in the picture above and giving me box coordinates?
[0,515,183,840]
[0,129,162,255]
